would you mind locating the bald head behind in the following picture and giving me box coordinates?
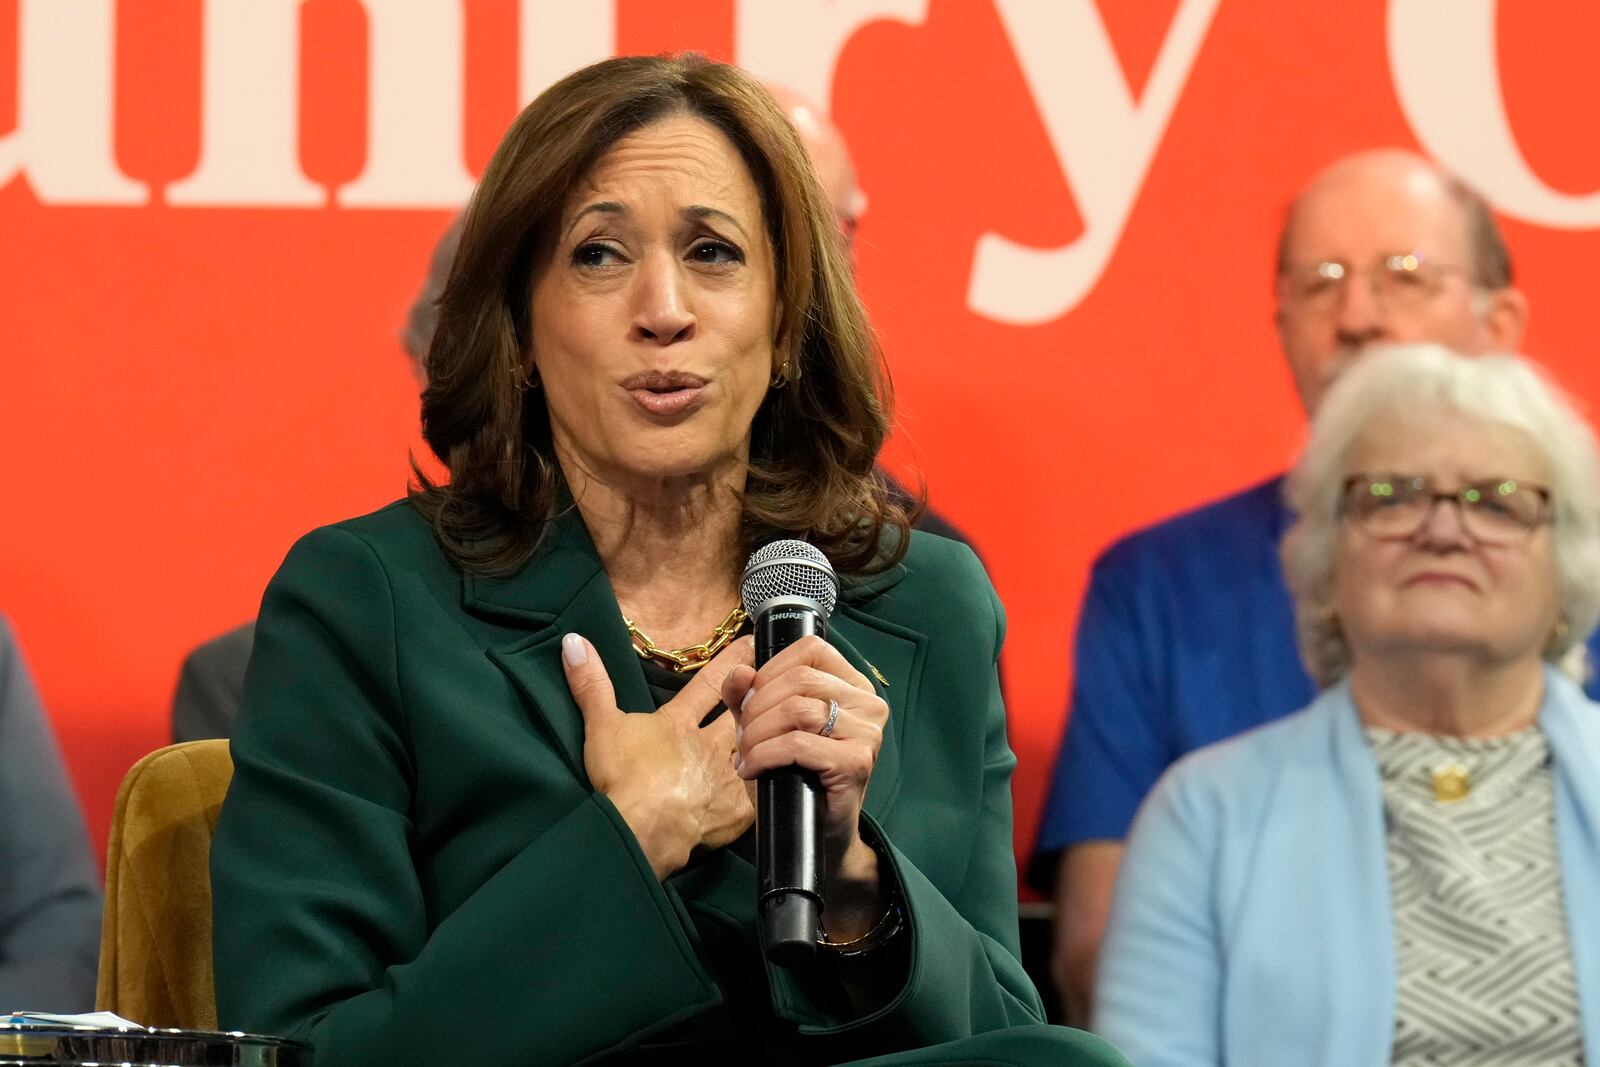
[1272,148,1527,414]
[1277,149,1511,289]
[764,83,865,245]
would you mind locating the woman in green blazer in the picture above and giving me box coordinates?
[210,54,1125,1067]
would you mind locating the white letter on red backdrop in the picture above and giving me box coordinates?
[1389,0,1600,227]
[734,0,928,113]
[519,0,615,104]
[0,0,148,204]
[968,0,1219,325]
[167,0,323,207]
[338,1,475,208]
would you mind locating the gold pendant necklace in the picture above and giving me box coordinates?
[624,603,748,673]
[1432,762,1471,803]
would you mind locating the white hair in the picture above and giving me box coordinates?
[1282,343,1600,685]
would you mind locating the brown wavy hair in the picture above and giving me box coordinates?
[409,53,914,577]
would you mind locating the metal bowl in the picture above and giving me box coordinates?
[0,1022,309,1066]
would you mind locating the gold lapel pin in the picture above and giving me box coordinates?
[866,662,889,688]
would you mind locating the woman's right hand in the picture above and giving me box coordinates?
[562,632,757,880]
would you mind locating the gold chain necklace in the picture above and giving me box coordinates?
[624,603,748,673]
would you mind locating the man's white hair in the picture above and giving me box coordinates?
[1282,343,1600,685]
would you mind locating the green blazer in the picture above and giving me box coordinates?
[211,502,1123,1066]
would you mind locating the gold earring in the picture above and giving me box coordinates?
[1549,618,1571,649]
[770,359,790,389]
[1319,604,1343,640]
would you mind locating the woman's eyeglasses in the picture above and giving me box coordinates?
[1339,474,1552,545]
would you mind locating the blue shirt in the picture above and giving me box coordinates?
[1028,476,1600,888]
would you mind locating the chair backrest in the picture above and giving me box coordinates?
[95,739,233,1029]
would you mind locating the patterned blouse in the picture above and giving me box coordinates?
[1365,725,1583,1066]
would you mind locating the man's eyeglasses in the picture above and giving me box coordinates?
[1277,253,1473,319]
[1339,474,1552,545]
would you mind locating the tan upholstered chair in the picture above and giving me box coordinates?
[95,740,233,1030]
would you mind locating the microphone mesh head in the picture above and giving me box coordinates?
[741,540,839,619]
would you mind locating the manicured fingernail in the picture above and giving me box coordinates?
[562,633,587,667]
[734,754,744,774]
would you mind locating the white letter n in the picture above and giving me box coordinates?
[167,0,323,207]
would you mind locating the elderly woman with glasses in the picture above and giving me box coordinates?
[1093,343,1600,1066]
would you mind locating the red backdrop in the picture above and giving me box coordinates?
[6,0,1600,892]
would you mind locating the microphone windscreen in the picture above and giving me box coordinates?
[740,540,839,620]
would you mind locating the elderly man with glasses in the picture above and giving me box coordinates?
[1027,148,1600,1025]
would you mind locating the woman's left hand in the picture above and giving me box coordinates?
[721,635,889,941]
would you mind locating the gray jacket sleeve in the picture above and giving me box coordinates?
[171,623,254,743]
[0,613,102,1011]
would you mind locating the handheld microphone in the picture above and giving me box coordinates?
[740,539,840,967]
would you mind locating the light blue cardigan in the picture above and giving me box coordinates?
[1093,666,1600,1066]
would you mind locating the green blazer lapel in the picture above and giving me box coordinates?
[832,558,923,821]
[466,510,652,782]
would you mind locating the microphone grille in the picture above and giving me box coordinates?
[741,540,839,619]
